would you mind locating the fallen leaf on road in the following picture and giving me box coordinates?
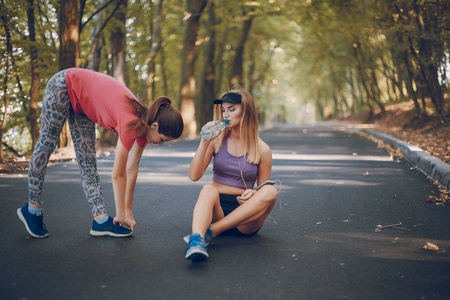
[426,195,447,205]
[426,196,438,202]
[423,242,439,251]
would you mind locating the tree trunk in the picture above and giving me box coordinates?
[0,0,12,160]
[347,67,358,113]
[380,55,397,102]
[353,43,374,119]
[215,15,230,93]
[27,0,40,151]
[362,43,386,115]
[88,0,107,71]
[415,74,428,117]
[179,0,207,137]
[384,67,392,102]
[390,49,406,100]
[197,1,216,130]
[332,95,340,113]
[59,0,80,69]
[83,0,122,69]
[99,0,127,148]
[58,0,80,148]
[400,45,422,116]
[110,0,127,84]
[247,55,256,95]
[406,36,431,118]
[414,1,446,122]
[146,0,164,104]
[229,8,253,87]
[160,44,169,95]
[316,90,324,120]
[369,68,386,114]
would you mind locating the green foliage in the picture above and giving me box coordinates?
[1,0,448,157]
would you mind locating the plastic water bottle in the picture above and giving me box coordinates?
[200,119,229,140]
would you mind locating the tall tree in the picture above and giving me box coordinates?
[414,0,446,122]
[353,42,375,119]
[0,0,12,160]
[88,0,108,71]
[214,7,231,93]
[229,6,253,87]
[58,0,80,147]
[27,0,39,150]
[97,0,127,147]
[110,0,127,83]
[197,1,216,129]
[384,1,423,115]
[146,0,164,103]
[179,0,207,136]
[83,0,123,69]
[59,0,80,69]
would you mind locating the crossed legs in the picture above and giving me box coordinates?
[191,184,278,238]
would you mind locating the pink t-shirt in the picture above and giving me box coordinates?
[65,68,148,151]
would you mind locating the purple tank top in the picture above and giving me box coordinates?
[213,138,258,189]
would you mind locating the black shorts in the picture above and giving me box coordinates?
[219,193,261,237]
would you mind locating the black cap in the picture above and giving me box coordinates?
[213,92,242,105]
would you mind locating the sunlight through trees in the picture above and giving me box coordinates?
[0,0,448,157]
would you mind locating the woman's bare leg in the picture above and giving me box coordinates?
[210,185,278,236]
[191,185,224,238]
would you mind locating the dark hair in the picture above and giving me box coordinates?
[126,95,184,139]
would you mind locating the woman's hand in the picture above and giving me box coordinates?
[201,121,222,140]
[113,211,136,230]
[201,121,217,130]
[237,189,255,204]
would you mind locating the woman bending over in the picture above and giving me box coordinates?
[17,68,183,239]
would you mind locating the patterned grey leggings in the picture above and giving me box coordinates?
[28,70,106,217]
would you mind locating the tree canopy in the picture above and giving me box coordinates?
[0,0,448,158]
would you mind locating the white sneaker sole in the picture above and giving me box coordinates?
[89,229,133,237]
[185,247,209,260]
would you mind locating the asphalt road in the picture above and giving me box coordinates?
[1,123,449,300]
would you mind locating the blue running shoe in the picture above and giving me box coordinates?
[90,216,133,237]
[183,227,213,245]
[185,233,209,260]
[17,203,49,238]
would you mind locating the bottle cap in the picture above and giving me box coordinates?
[223,119,229,124]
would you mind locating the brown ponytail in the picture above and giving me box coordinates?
[126,95,183,139]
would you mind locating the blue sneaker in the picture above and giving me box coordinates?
[185,233,209,260]
[17,203,49,238]
[183,227,213,245]
[89,216,133,237]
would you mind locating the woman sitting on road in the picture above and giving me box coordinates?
[184,88,278,260]
[17,68,183,239]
